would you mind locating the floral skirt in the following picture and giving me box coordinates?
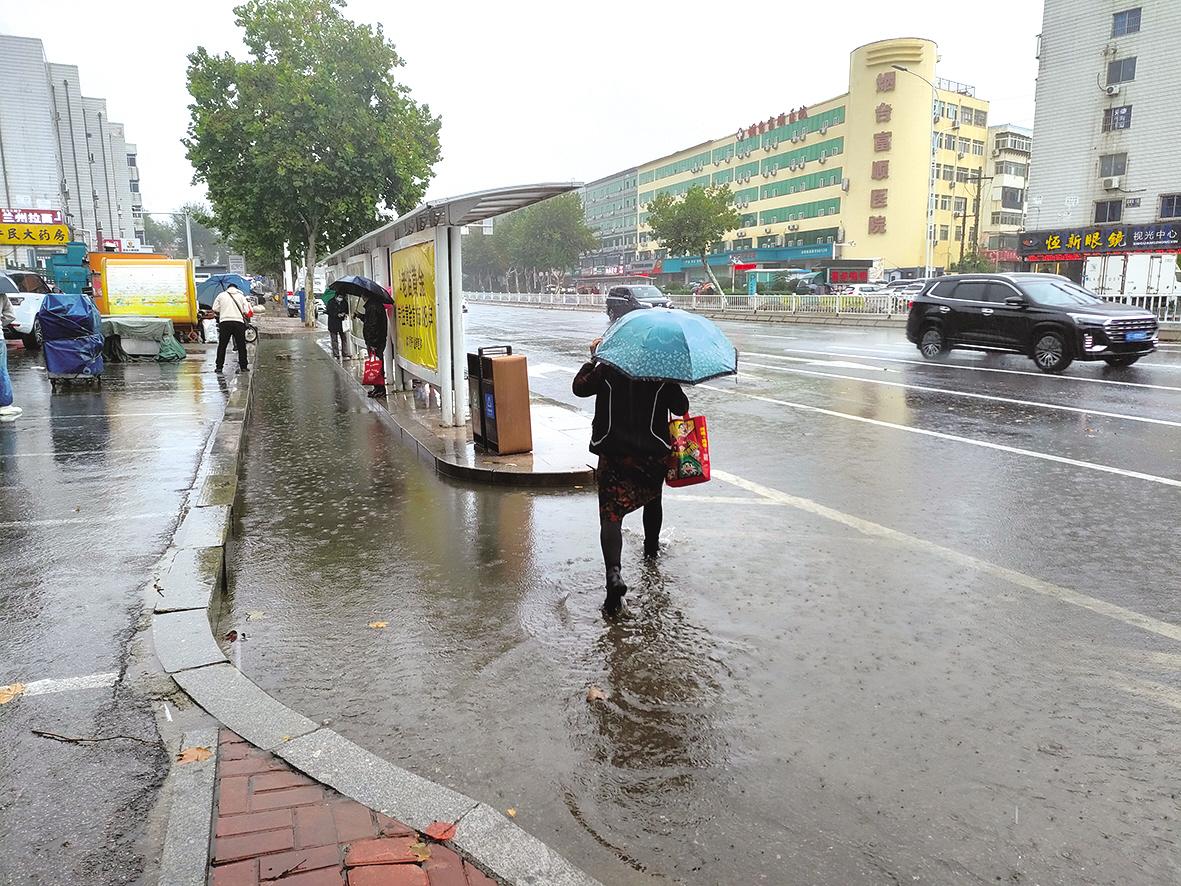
[598,453,667,523]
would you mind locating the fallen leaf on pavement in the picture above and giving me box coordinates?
[0,683,26,705]
[368,621,389,629]
[176,746,213,764]
[409,841,431,863]
[506,807,517,818]
[224,630,239,642]
[424,821,457,841]
[586,686,607,702]
[246,611,265,621]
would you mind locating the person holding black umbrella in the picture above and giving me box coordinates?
[330,275,393,397]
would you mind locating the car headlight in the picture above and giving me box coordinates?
[1067,313,1107,327]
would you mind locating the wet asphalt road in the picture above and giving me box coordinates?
[227,316,1181,886]
[0,344,232,885]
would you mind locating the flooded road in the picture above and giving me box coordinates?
[227,326,1181,885]
[0,345,232,885]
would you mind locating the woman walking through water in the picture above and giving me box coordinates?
[574,337,688,616]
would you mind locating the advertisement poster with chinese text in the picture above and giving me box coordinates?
[391,241,438,373]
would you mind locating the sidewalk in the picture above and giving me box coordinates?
[210,730,496,886]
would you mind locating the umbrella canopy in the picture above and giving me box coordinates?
[594,308,738,384]
[329,275,388,301]
[196,274,253,310]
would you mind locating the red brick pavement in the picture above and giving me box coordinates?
[209,729,497,886]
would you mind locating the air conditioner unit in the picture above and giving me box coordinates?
[992,148,1002,157]
[1105,84,1121,96]
[799,131,807,142]
[952,120,961,130]
[764,144,772,152]
[1103,175,1122,190]
[725,156,732,164]
[791,134,799,143]
[841,177,850,192]
[819,156,827,165]
[958,151,966,159]
[764,227,773,234]
[820,125,828,134]
[770,168,778,177]
[737,230,746,238]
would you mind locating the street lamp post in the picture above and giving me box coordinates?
[144,210,194,260]
[892,64,938,279]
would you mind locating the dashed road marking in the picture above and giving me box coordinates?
[0,446,200,458]
[699,383,1181,488]
[710,468,1181,645]
[0,512,175,529]
[21,673,118,697]
[760,347,1181,392]
[742,360,1181,428]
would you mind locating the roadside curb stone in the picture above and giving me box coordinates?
[158,727,219,886]
[155,545,224,613]
[154,610,228,673]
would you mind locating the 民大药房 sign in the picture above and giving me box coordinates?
[0,223,69,246]
[391,241,437,374]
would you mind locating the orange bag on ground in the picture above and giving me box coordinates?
[667,414,711,487]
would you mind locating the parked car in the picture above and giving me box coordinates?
[887,278,930,290]
[2,271,54,349]
[840,283,888,296]
[906,273,1158,373]
[606,284,672,321]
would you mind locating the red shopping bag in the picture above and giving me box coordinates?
[666,414,711,487]
[362,354,384,386]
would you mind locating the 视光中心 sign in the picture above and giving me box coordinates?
[1021,223,1179,260]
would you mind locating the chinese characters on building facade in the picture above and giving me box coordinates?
[1019,223,1179,259]
[868,74,894,235]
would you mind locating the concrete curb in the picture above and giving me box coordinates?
[320,339,596,489]
[158,727,219,886]
[150,345,601,886]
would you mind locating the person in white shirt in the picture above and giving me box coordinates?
[211,284,251,373]
[0,288,21,420]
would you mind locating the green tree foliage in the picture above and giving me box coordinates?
[461,194,595,291]
[951,250,995,273]
[184,0,441,323]
[646,185,741,295]
[142,214,180,256]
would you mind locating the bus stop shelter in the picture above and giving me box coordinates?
[324,183,579,427]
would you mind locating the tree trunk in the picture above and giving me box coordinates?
[701,252,724,298]
[304,236,317,328]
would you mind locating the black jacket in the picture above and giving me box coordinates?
[326,293,350,332]
[573,362,689,457]
[355,293,392,348]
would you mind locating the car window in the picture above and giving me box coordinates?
[985,282,1021,303]
[15,274,49,293]
[608,288,628,297]
[1019,278,1104,306]
[952,281,990,302]
[0,275,17,294]
[630,285,664,301]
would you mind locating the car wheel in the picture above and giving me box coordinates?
[1103,354,1140,368]
[1033,330,1073,373]
[21,333,38,351]
[919,326,949,359]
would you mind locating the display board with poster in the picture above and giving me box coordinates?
[390,239,440,383]
[101,259,198,324]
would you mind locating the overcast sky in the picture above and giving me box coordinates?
[2,1,1043,215]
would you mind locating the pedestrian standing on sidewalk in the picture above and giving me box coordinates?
[573,338,689,616]
[0,288,22,422]
[212,284,251,374]
[326,289,352,361]
[355,289,392,398]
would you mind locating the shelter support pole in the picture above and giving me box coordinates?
[448,226,466,427]
[435,227,455,426]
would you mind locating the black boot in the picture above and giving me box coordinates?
[603,567,628,616]
[643,538,660,560]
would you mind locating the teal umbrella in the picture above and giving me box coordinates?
[594,308,738,384]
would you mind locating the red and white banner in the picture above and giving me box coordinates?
[1,207,64,225]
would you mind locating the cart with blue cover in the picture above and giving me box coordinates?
[36,292,105,391]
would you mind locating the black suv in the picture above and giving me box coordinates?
[606,284,672,321]
[905,273,1158,373]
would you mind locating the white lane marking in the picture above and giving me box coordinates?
[526,362,578,377]
[1111,677,1181,714]
[711,468,1181,644]
[0,512,175,529]
[21,672,118,697]
[742,360,1181,429]
[0,446,199,458]
[766,347,1181,392]
[15,411,205,420]
[805,360,884,371]
[699,383,1181,488]
[827,343,1181,374]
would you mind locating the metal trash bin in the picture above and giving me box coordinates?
[467,346,532,454]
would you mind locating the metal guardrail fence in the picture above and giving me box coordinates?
[467,291,912,316]
[468,291,1181,324]
[1096,293,1181,323]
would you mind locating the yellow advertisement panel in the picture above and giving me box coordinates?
[102,259,198,324]
[0,223,70,246]
[391,241,438,373]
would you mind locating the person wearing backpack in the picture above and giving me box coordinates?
[212,284,251,373]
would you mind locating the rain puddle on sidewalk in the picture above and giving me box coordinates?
[225,337,772,884]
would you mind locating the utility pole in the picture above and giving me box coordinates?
[184,212,194,261]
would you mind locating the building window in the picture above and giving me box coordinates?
[954,196,967,214]
[954,227,963,241]
[1106,57,1137,85]
[1160,195,1181,219]
[1001,187,1024,209]
[1102,105,1133,131]
[939,225,950,241]
[1099,153,1128,177]
[1094,199,1123,224]
[972,139,985,155]
[1112,8,1142,37]
[956,166,971,183]
[974,109,988,127]
[939,195,952,211]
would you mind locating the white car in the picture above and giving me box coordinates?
[841,283,888,296]
[1,272,49,350]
